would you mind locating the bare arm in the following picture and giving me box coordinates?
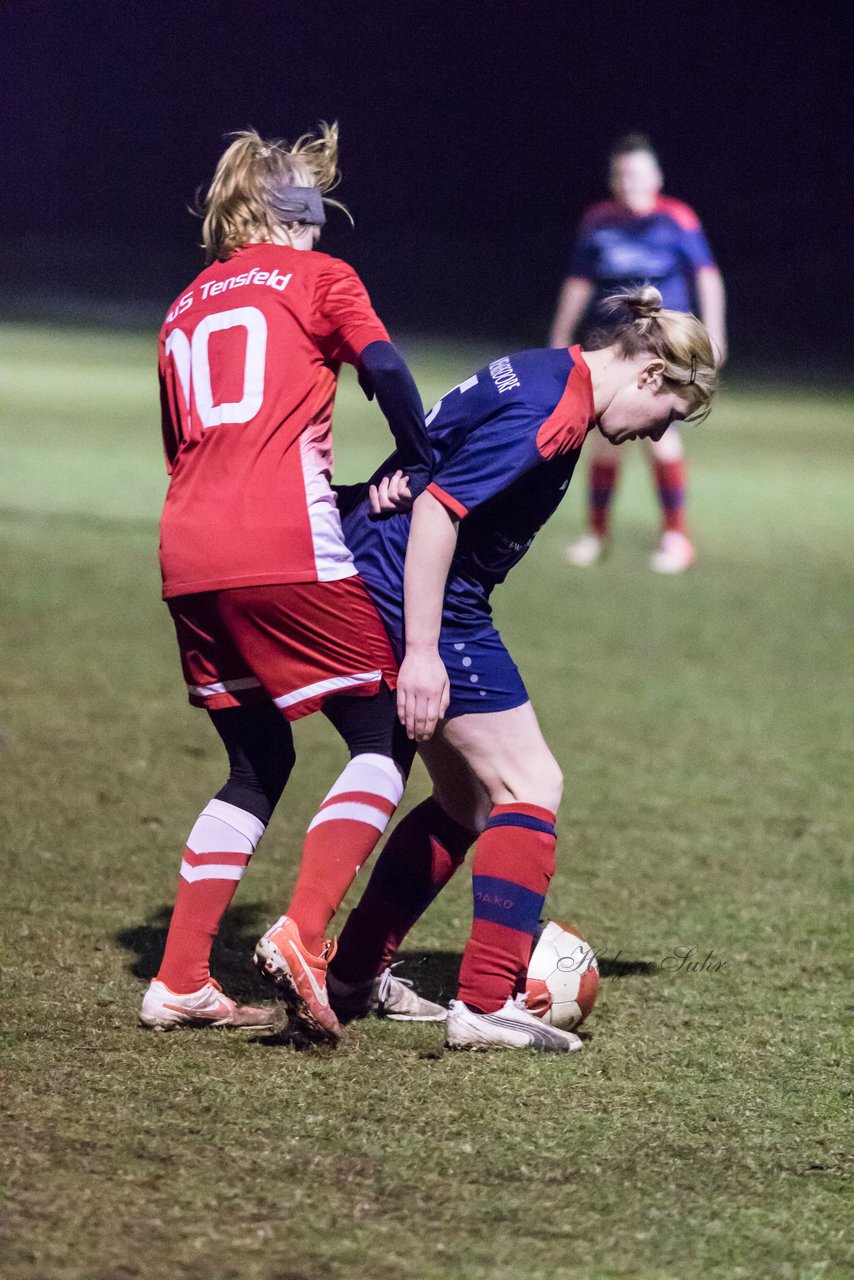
[695,267,728,365]
[397,489,458,741]
[549,277,595,348]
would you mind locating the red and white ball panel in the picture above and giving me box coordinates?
[525,919,599,1031]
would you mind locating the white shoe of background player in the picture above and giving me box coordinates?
[445,995,583,1053]
[566,532,605,567]
[650,530,695,574]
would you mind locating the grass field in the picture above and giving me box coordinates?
[0,323,851,1280]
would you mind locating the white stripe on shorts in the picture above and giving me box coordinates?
[187,676,262,698]
[273,669,383,712]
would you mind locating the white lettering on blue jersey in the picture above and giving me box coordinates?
[489,357,520,394]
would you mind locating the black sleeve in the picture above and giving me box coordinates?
[357,340,432,496]
[331,482,369,518]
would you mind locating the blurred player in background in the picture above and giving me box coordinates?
[550,134,727,573]
[330,288,719,1051]
[142,124,431,1042]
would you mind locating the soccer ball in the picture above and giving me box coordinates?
[525,920,599,1031]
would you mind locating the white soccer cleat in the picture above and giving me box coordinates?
[566,533,605,567]
[651,530,695,574]
[140,978,278,1031]
[327,964,448,1023]
[373,966,448,1021]
[445,995,583,1052]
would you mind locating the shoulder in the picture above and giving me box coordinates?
[309,250,364,283]
[655,196,703,231]
[161,268,204,332]
[578,199,624,231]
[536,348,595,459]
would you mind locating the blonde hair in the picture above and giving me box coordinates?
[200,122,351,261]
[592,286,719,421]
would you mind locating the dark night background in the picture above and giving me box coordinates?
[2,1,851,373]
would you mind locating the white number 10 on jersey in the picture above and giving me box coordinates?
[165,306,268,429]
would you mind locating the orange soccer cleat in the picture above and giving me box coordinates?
[254,915,342,1043]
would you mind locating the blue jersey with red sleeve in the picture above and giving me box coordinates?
[568,196,717,328]
[342,346,595,645]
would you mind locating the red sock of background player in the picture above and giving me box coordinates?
[589,459,620,536]
[285,753,405,955]
[331,796,477,985]
[653,458,688,534]
[457,804,556,1014]
[157,799,265,994]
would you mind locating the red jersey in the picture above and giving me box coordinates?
[157,244,389,598]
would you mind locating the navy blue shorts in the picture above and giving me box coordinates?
[373,591,529,720]
[437,624,529,719]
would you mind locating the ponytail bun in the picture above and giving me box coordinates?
[624,285,663,318]
[602,285,663,324]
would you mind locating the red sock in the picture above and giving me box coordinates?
[653,459,687,533]
[457,804,556,1014]
[286,753,404,955]
[589,459,620,536]
[157,799,264,994]
[331,797,476,985]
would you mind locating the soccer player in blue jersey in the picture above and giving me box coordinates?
[550,134,727,573]
[328,287,719,1051]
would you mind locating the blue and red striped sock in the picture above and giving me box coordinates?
[653,459,687,534]
[457,803,556,1014]
[589,459,620,536]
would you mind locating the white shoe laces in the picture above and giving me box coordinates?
[377,962,414,1004]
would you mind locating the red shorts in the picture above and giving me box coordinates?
[168,577,398,720]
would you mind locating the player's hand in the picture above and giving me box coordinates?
[397,647,450,741]
[369,470,413,514]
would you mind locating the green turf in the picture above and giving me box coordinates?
[0,323,851,1280]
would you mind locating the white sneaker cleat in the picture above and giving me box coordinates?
[328,964,448,1023]
[140,978,278,1031]
[651,530,695,574]
[445,995,583,1053]
[566,532,606,567]
[373,965,448,1022]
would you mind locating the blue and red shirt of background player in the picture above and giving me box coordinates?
[568,196,717,329]
[343,346,595,716]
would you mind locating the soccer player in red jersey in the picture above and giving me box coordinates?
[141,125,430,1041]
[329,289,720,1050]
[551,135,727,573]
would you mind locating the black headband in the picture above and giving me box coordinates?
[689,355,696,385]
[268,183,327,227]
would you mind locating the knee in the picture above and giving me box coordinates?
[218,742,295,826]
[526,755,564,814]
[491,753,564,815]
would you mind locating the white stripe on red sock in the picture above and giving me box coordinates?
[179,800,264,884]
[306,754,404,838]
